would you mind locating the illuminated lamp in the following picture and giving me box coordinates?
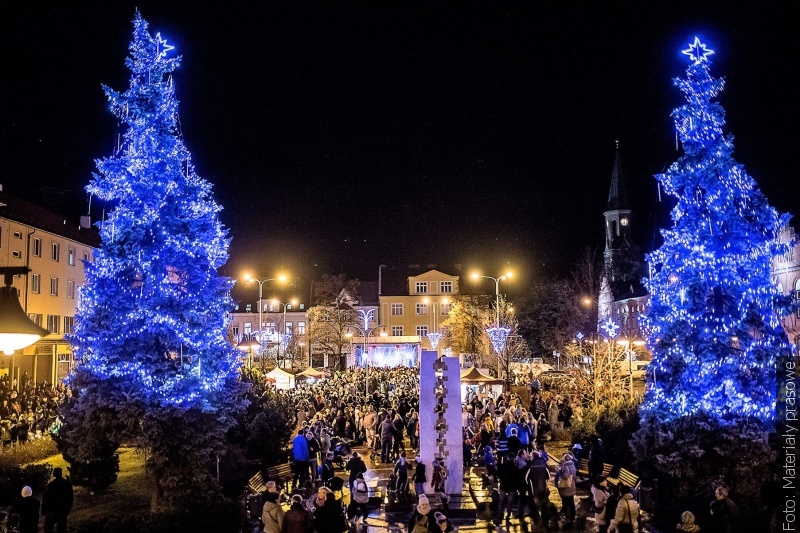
[0,267,49,355]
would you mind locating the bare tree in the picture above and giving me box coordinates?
[307,274,361,370]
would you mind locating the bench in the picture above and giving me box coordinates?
[248,463,294,493]
[607,467,641,490]
[576,459,614,480]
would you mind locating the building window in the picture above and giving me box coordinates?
[12,250,21,259]
[28,313,43,327]
[68,247,75,266]
[440,281,452,293]
[392,326,403,336]
[391,303,403,316]
[415,282,428,294]
[232,326,239,337]
[300,304,305,310]
[83,252,91,263]
[50,277,58,296]
[64,316,75,334]
[298,321,306,334]
[415,303,429,315]
[67,279,75,299]
[13,231,21,239]
[440,302,452,315]
[416,326,428,337]
[244,322,252,335]
[31,274,41,294]
[286,322,293,334]
[57,353,71,364]
[47,315,60,334]
[33,238,42,257]
[51,242,60,262]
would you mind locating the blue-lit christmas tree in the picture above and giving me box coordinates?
[632,37,791,520]
[639,37,793,424]
[59,12,244,508]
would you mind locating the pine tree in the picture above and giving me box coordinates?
[640,36,793,424]
[59,11,244,508]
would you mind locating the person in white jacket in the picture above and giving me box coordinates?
[590,475,611,533]
[609,484,639,533]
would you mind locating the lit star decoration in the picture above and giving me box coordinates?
[68,11,243,410]
[154,33,174,58]
[427,332,442,349]
[639,38,795,424]
[681,36,714,65]
[575,332,585,341]
[600,318,620,339]
[486,326,511,354]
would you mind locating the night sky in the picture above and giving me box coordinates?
[1,3,796,297]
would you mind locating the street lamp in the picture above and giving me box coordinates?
[346,309,387,405]
[273,298,298,369]
[0,267,49,355]
[423,297,448,355]
[617,333,646,400]
[236,334,260,369]
[471,271,513,326]
[242,273,287,350]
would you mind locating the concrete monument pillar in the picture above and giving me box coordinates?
[419,350,463,495]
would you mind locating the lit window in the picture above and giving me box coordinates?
[83,252,91,263]
[298,322,306,334]
[416,326,428,337]
[47,315,60,334]
[68,247,75,266]
[28,313,43,327]
[63,316,75,334]
[415,282,428,294]
[415,303,429,315]
[67,279,75,299]
[232,326,239,337]
[31,274,41,294]
[392,326,403,336]
[440,281,452,293]
[50,277,58,296]
[391,303,403,316]
[286,322,293,334]
[244,322,252,335]
[33,238,42,257]
[440,302,452,315]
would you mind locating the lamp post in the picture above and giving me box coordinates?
[423,297,448,355]
[472,271,513,380]
[0,267,49,356]
[471,271,512,326]
[236,333,260,369]
[243,274,287,351]
[346,309,387,405]
[600,317,645,400]
[273,298,298,369]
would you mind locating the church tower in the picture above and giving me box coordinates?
[603,140,633,282]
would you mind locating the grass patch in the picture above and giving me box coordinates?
[34,446,150,530]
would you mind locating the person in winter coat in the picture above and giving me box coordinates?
[591,476,611,533]
[41,467,73,533]
[708,485,739,533]
[412,456,427,496]
[588,435,606,483]
[346,452,367,490]
[350,472,370,526]
[609,484,639,533]
[380,418,395,463]
[261,481,285,533]
[554,453,577,529]
[675,510,701,532]
[281,494,313,533]
[314,492,349,533]
[408,494,434,533]
[483,444,497,483]
[524,451,550,527]
[393,452,411,501]
[12,486,40,533]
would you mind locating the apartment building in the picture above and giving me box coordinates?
[0,190,99,385]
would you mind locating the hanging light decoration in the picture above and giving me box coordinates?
[0,267,50,355]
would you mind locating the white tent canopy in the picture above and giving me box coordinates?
[266,367,296,389]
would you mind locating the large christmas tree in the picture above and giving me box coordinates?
[640,37,793,424]
[60,11,243,507]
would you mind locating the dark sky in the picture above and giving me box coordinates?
[1,3,797,297]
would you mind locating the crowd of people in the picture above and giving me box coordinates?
[0,374,69,450]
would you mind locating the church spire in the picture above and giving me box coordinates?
[607,139,629,211]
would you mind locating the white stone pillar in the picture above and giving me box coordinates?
[419,350,463,495]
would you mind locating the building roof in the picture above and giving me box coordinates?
[0,191,100,248]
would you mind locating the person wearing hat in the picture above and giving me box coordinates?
[12,486,40,533]
[408,494,433,533]
[282,494,313,533]
[261,481,284,533]
[41,467,73,533]
[554,453,577,529]
[432,511,453,533]
[350,472,370,527]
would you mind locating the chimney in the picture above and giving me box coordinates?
[80,216,91,229]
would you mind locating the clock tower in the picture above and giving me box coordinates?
[603,140,634,282]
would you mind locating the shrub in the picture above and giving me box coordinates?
[73,499,244,533]
[571,397,640,468]
[0,439,59,468]
[630,412,774,529]
[0,462,53,505]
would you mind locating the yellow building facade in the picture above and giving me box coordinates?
[0,192,98,386]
